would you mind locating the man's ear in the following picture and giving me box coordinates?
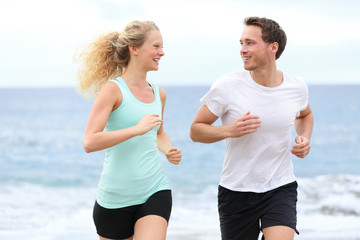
[271,42,279,54]
[129,45,138,56]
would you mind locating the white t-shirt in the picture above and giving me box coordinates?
[201,70,308,193]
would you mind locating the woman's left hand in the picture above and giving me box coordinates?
[166,148,182,165]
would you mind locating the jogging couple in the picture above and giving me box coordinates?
[76,16,313,240]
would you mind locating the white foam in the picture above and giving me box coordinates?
[1,175,360,239]
[168,185,221,239]
[298,174,360,216]
[0,184,97,239]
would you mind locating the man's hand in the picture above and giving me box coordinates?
[291,136,311,158]
[227,111,261,138]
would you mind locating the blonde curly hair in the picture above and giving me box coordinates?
[75,20,159,98]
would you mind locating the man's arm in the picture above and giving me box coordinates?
[190,104,261,143]
[291,104,314,158]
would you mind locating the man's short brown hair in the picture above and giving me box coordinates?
[244,17,287,60]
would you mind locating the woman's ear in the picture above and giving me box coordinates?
[129,46,138,56]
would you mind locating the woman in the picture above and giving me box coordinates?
[76,20,182,240]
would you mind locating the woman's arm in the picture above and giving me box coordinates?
[83,81,162,153]
[157,87,182,165]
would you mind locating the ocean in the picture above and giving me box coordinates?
[0,84,359,240]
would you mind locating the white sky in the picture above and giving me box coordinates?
[0,0,359,87]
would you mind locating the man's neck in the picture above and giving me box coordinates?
[249,64,283,88]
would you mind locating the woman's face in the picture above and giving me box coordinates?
[135,30,165,72]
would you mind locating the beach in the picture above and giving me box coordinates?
[0,85,359,239]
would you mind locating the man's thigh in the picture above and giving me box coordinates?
[218,185,262,240]
[260,182,298,234]
[262,226,295,240]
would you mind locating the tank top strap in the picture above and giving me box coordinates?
[109,78,132,105]
[109,78,128,93]
[111,77,160,106]
[148,82,160,104]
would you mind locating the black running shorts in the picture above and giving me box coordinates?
[93,190,172,239]
[218,181,299,240]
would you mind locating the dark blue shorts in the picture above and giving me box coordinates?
[218,181,299,240]
[93,190,172,239]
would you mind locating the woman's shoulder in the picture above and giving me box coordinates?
[157,86,166,102]
[102,80,122,95]
[96,80,123,107]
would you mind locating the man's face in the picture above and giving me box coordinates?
[240,25,273,71]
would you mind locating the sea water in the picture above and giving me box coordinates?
[0,85,359,240]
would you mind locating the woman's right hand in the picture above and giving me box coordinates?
[135,114,163,135]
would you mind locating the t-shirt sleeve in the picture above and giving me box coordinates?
[200,78,229,117]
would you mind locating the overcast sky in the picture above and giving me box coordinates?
[1,0,359,87]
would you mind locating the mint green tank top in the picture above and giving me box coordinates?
[96,77,171,209]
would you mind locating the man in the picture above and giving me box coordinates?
[190,17,313,240]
